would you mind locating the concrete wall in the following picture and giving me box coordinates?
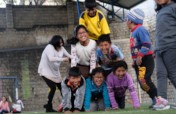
[0,1,84,49]
[0,1,175,111]
[0,8,6,28]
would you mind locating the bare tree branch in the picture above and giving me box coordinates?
[34,0,46,5]
[53,0,66,5]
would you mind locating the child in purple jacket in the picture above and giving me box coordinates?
[106,60,140,109]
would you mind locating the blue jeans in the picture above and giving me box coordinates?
[0,110,9,114]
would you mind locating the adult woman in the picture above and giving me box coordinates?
[38,35,72,112]
[154,0,176,110]
[0,96,10,114]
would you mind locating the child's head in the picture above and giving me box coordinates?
[49,35,64,50]
[67,25,88,45]
[91,67,105,87]
[113,60,128,79]
[84,0,97,17]
[2,96,7,102]
[97,34,111,54]
[75,25,89,42]
[126,8,144,29]
[68,67,82,88]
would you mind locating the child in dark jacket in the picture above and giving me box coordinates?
[106,60,140,109]
[61,67,86,114]
[126,8,157,108]
[84,67,110,112]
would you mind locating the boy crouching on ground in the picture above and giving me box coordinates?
[61,67,86,114]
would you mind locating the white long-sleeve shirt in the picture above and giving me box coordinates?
[71,39,96,73]
[38,44,72,83]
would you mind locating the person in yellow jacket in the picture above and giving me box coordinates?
[79,0,110,41]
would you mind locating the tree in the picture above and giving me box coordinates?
[33,0,46,5]
[3,0,13,4]
[3,0,18,5]
[52,0,66,5]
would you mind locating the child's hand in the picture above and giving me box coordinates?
[57,103,63,112]
[105,107,111,111]
[64,111,71,114]
[112,107,118,110]
[133,106,140,109]
[136,56,142,66]
[85,110,90,112]
[63,57,69,62]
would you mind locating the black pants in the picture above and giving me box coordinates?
[42,76,62,104]
[134,55,157,99]
[115,96,125,109]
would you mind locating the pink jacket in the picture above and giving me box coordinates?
[0,101,10,111]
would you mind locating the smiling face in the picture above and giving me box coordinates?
[69,76,81,88]
[76,27,88,42]
[114,67,127,79]
[98,41,111,54]
[87,8,97,17]
[93,72,104,87]
[155,0,172,5]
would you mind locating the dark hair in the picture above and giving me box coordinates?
[155,0,176,11]
[2,96,7,101]
[84,0,97,9]
[68,67,81,77]
[49,35,64,50]
[112,60,128,73]
[67,25,88,45]
[91,67,105,79]
[97,34,111,45]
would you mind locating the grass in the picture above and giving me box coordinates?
[20,105,176,114]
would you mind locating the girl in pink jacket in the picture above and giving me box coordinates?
[0,96,10,114]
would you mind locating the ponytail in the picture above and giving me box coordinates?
[67,37,79,45]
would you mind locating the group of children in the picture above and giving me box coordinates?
[38,0,176,113]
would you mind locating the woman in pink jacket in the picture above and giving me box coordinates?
[0,96,10,114]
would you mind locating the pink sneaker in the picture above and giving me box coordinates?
[153,97,170,110]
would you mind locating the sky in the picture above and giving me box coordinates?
[133,0,156,17]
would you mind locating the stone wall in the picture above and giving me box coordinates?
[0,46,70,111]
[0,1,175,111]
[0,1,84,49]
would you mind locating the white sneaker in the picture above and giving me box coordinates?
[155,105,170,110]
[153,96,170,110]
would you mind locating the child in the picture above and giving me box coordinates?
[84,67,111,112]
[0,96,10,114]
[126,8,157,108]
[79,0,110,41]
[68,25,96,78]
[38,35,73,112]
[106,60,140,109]
[61,67,86,114]
[96,34,124,77]
[154,0,176,110]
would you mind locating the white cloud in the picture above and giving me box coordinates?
[133,0,156,17]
